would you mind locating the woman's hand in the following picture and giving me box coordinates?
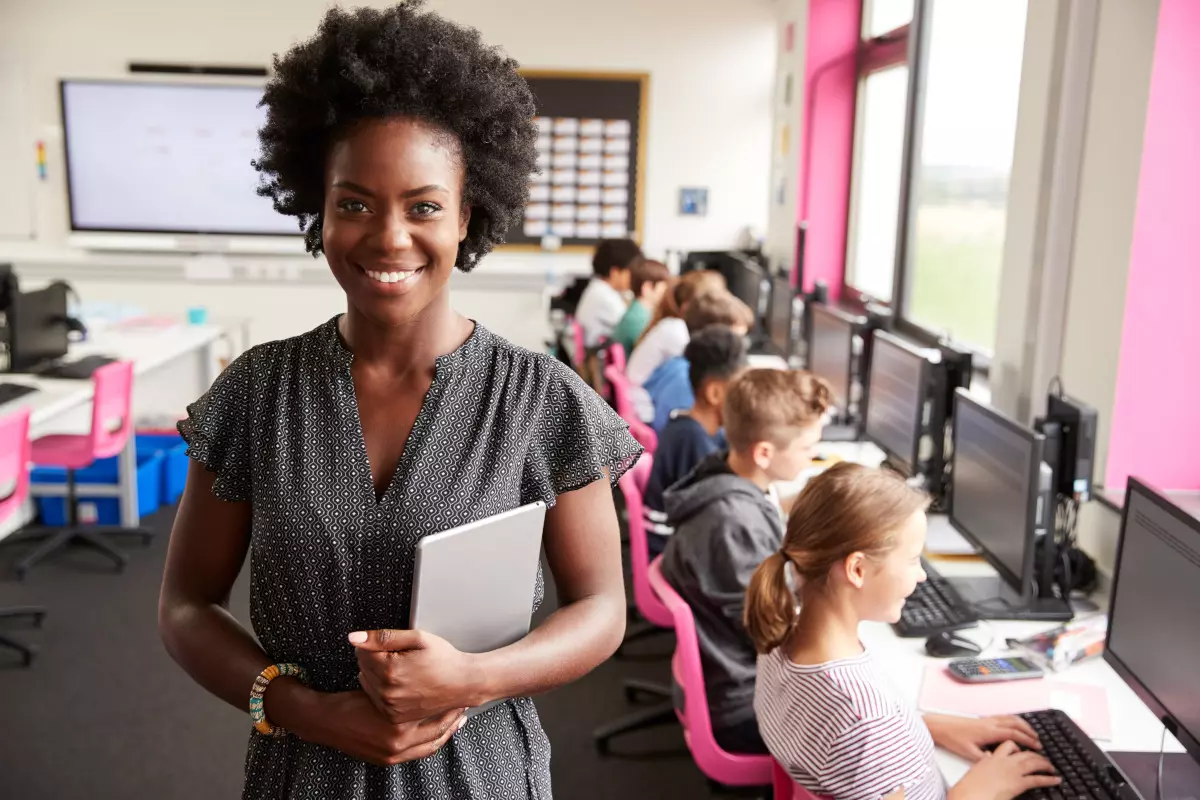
[925,713,1042,761]
[310,691,468,767]
[349,629,485,724]
[949,741,1061,800]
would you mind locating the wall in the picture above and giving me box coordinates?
[764,0,808,277]
[0,0,776,269]
[1057,0,1160,568]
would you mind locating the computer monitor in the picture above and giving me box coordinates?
[1106,479,1200,769]
[949,389,1048,602]
[9,284,70,372]
[767,273,795,357]
[725,255,767,326]
[864,331,928,476]
[807,303,858,415]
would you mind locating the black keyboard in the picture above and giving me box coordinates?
[35,355,116,380]
[1015,709,1143,800]
[0,381,38,405]
[892,558,979,637]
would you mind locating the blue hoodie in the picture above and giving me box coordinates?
[643,355,693,433]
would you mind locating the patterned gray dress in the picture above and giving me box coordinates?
[179,317,641,799]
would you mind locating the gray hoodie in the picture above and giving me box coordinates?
[660,451,785,729]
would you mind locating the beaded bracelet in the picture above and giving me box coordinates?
[249,663,307,737]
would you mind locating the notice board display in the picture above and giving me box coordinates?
[510,71,648,250]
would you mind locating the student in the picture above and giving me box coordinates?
[642,291,755,430]
[626,268,726,387]
[610,259,671,356]
[575,238,642,347]
[660,368,831,755]
[643,325,748,557]
[747,463,1062,800]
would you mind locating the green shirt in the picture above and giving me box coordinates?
[611,299,652,356]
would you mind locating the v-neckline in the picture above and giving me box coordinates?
[328,316,482,507]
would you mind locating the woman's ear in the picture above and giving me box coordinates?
[843,552,867,589]
[752,440,775,471]
[459,205,472,241]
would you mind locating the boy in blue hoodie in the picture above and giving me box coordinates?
[660,368,831,755]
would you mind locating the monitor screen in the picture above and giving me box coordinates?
[726,256,765,324]
[61,80,298,235]
[1107,480,1200,762]
[808,304,854,411]
[768,274,794,355]
[950,389,1041,590]
[865,331,926,473]
[11,284,69,371]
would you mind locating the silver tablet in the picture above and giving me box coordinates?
[410,501,547,670]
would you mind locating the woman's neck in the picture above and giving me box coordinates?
[339,293,472,377]
[785,590,864,666]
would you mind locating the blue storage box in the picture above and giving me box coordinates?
[137,431,190,505]
[32,447,165,526]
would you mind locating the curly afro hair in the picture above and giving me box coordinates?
[253,0,538,270]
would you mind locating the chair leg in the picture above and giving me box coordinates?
[0,607,47,627]
[623,679,672,704]
[0,632,38,667]
[592,700,677,755]
[615,619,671,657]
[77,530,130,570]
[14,528,77,579]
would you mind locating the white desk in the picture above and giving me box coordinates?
[866,556,1185,785]
[0,321,228,538]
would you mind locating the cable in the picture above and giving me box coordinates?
[1156,723,1167,800]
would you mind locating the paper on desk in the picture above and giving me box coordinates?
[918,665,1112,740]
[924,514,977,556]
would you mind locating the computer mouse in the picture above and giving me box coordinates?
[925,631,983,658]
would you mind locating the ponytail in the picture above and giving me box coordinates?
[744,551,796,654]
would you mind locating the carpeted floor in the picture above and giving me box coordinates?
[0,504,762,799]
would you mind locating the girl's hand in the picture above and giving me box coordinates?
[925,713,1041,761]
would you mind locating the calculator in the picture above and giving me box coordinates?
[947,656,1045,683]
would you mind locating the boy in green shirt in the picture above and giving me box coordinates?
[611,259,671,356]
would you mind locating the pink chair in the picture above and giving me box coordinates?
[593,454,678,753]
[0,407,47,665]
[648,556,775,788]
[568,317,587,369]
[13,361,151,578]
[604,365,658,455]
[773,760,827,800]
[606,341,627,374]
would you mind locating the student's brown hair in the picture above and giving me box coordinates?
[744,463,930,654]
[722,369,832,452]
[638,269,727,345]
[683,290,755,334]
[630,259,672,298]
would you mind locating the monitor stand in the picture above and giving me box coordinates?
[946,575,1073,622]
[1108,751,1200,800]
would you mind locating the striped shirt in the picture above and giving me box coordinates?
[755,646,946,800]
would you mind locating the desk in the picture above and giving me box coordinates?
[0,321,228,538]
[863,556,1185,785]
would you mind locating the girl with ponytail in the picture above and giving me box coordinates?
[748,463,1062,800]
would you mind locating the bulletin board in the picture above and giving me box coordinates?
[507,70,649,251]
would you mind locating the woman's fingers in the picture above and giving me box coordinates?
[397,709,468,762]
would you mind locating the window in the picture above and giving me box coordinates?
[863,0,914,38]
[845,65,908,303]
[902,0,1029,352]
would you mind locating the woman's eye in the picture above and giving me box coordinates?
[338,199,368,213]
[412,201,443,217]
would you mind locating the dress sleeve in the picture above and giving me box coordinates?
[177,349,256,502]
[524,359,644,504]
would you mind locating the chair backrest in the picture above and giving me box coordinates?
[606,341,627,374]
[618,455,672,629]
[772,761,828,800]
[604,365,658,455]
[0,407,32,524]
[89,360,135,460]
[647,557,774,787]
[568,317,587,368]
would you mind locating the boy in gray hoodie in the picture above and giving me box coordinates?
[661,368,832,755]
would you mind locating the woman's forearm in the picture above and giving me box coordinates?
[159,599,275,712]
[469,591,625,706]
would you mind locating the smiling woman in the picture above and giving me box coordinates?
[156,3,641,800]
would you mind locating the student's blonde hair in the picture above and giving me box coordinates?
[722,369,832,453]
[637,269,727,345]
[744,463,929,654]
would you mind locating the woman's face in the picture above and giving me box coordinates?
[322,117,470,328]
[859,509,928,623]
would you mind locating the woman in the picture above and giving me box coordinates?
[158,4,640,799]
